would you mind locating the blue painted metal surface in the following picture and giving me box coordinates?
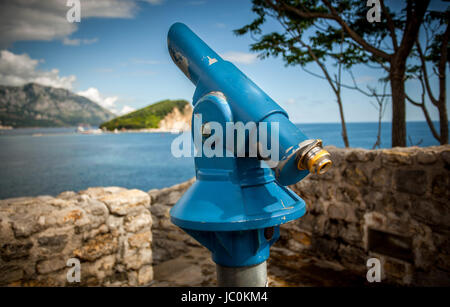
[167,22,311,186]
[168,23,312,267]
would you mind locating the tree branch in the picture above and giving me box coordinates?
[321,0,391,60]
[267,0,391,60]
[405,94,422,107]
[416,40,438,105]
[395,0,430,60]
[405,73,440,140]
[268,0,335,20]
[380,0,398,51]
[437,22,449,108]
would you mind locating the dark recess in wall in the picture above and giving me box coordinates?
[368,228,413,262]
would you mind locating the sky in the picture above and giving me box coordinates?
[0,0,448,123]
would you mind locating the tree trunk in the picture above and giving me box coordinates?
[373,107,382,149]
[437,24,449,144]
[336,95,350,147]
[389,61,406,147]
[438,103,448,144]
[388,0,429,147]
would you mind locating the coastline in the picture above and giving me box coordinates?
[0,126,189,135]
[105,127,189,134]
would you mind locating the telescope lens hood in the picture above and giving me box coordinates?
[296,140,332,175]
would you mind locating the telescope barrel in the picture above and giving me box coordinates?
[167,22,221,85]
[168,22,287,124]
[168,23,332,185]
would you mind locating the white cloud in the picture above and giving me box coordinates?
[0,50,76,89]
[77,88,134,116]
[0,0,160,47]
[81,0,140,18]
[63,37,99,46]
[119,105,136,115]
[221,51,258,65]
[77,87,119,113]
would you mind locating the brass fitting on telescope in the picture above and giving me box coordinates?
[296,139,332,175]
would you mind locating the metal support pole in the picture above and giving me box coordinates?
[216,261,267,287]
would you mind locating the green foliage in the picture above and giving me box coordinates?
[234,0,444,70]
[100,99,189,131]
[236,1,370,68]
[235,0,445,147]
[407,8,449,81]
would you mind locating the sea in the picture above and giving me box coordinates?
[0,121,445,199]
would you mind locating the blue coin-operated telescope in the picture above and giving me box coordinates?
[168,23,332,286]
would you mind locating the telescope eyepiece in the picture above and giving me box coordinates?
[296,140,332,175]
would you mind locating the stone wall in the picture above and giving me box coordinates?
[148,178,217,286]
[148,178,198,265]
[1,145,449,286]
[0,187,153,286]
[277,145,450,286]
[146,145,450,286]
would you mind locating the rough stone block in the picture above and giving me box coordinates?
[416,151,437,164]
[410,200,449,227]
[339,223,362,245]
[345,150,371,162]
[312,237,339,259]
[440,150,450,165]
[138,265,154,285]
[123,248,152,270]
[36,257,66,274]
[128,231,152,249]
[11,217,42,238]
[394,169,427,195]
[431,173,449,200]
[0,265,23,284]
[336,185,360,203]
[382,150,413,165]
[383,257,412,282]
[37,234,68,253]
[86,188,150,216]
[124,211,152,233]
[297,212,315,232]
[328,204,346,220]
[0,241,33,261]
[338,244,367,272]
[150,203,170,218]
[371,167,391,189]
[342,166,368,187]
[291,231,311,246]
[74,233,118,261]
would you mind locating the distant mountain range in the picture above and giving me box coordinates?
[0,83,115,127]
[100,99,191,131]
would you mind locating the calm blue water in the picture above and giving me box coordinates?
[297,121,443,149]
[0,122,443,199]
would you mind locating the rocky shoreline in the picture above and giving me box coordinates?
[0,145,449,286]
